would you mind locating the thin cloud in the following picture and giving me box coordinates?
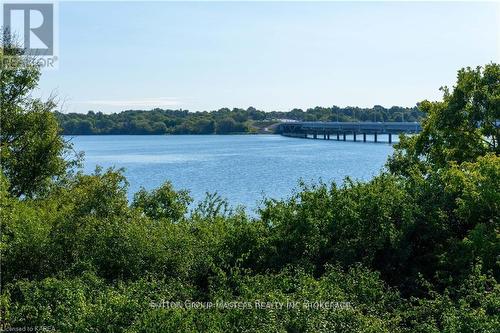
[73,97,182,108]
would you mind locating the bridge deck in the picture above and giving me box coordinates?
[278,121,421,134]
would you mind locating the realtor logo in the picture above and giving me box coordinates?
[2,2,58,69]
[3,3,53,55]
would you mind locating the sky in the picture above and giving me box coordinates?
[34,1,500,114]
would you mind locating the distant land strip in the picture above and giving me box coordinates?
[56,105,424,135]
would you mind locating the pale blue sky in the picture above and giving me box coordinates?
[37,1,499,113]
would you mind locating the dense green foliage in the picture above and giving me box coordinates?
[0,34,79,197]
[1,40,498,332]
[388,63,500,175]
[55,105,423,135]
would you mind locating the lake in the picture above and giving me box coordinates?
[70,135,396,212]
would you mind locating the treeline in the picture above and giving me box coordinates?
[2,38,499,332]
[55,105,423,135]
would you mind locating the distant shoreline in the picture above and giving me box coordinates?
[62,132,272,136]
[56,106,423,136]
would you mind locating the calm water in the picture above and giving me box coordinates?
[70,135,396,212]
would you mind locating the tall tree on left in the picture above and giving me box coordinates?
[1,30,78,197]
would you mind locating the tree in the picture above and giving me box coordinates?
[386,64,500,290]
[216,117,238,134]
[132,181,192,221]
[1,31,78,197]
[388,64,500,176]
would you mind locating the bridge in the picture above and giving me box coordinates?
[277,121,422,143]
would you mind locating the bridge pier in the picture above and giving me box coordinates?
[388,133,392,144]
[353,132,357,142]
[313,133,317,139]
[374,133,378,143]
[337,133,340,141]
[343,133,346,141]
[363,133,366,142]
[323,133,327,140]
